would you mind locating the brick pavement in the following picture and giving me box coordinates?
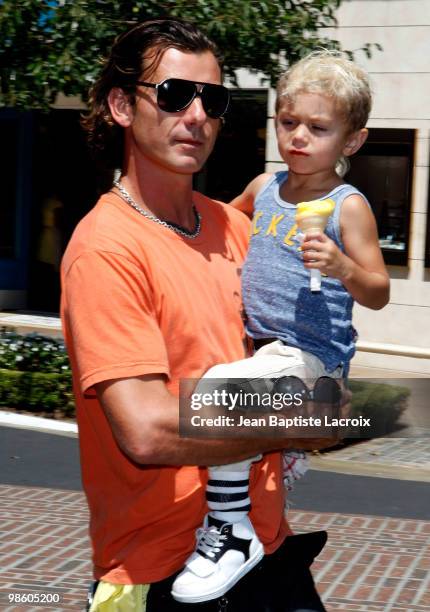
[0,485,90,611]
[293,511,430,612]
[0,484,429,611]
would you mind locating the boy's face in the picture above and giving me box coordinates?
[275,91,364,177]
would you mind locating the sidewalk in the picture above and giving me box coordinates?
[310,438,430,482]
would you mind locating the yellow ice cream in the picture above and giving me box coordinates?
[295,198,335,231]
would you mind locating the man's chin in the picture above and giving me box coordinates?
[173,157,208,176]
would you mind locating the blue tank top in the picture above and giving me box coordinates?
[242,171,367,372]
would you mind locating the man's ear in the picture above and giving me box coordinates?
[343,128,368,157]
[107,88,134,128]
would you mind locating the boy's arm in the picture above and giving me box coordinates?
[230,173,272,218]
[301,194,390,310]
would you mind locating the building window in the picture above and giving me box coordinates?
[345,128,415,266]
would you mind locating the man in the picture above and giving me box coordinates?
[61,18,331,611]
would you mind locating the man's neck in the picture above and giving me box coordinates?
[120,160,197,231]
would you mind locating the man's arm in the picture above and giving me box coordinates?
[301,194,390,310]
[230,173,271,219]
[95,374,336,465]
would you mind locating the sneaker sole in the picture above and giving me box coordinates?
[171,542,265,604]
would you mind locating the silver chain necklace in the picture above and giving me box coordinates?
[113,180,201,239]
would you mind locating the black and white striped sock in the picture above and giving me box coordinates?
[207,457,259,523]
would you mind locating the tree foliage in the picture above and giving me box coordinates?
[0,0,380,109]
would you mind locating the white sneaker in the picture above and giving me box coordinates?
[171,514,264,603]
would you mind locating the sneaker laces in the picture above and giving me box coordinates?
[195,525,227,558]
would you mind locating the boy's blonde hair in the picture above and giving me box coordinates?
[276,50,372,132]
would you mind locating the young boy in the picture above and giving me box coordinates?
[172,50,390,604]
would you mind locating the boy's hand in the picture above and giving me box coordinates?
[301,230,350,280]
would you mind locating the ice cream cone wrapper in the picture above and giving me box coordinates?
[310,269,322,292]
[296,214,328,234]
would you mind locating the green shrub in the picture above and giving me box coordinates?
[0,327,74,416]
[0,368,74,415]
[349,380,410,434]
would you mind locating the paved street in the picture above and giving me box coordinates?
[0,424,429,611]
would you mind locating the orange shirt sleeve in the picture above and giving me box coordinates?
[63,248,169,392]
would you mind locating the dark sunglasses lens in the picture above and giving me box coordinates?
[313,377,341,404]
[273,375,307,398]
[158,79,195,112]
[201,84,230,118]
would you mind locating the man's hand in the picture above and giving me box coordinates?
[290,378,352,451]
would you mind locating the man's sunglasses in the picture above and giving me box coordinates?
[136,78,230,119]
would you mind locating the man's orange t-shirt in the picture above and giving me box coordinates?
[61,191,290,584]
